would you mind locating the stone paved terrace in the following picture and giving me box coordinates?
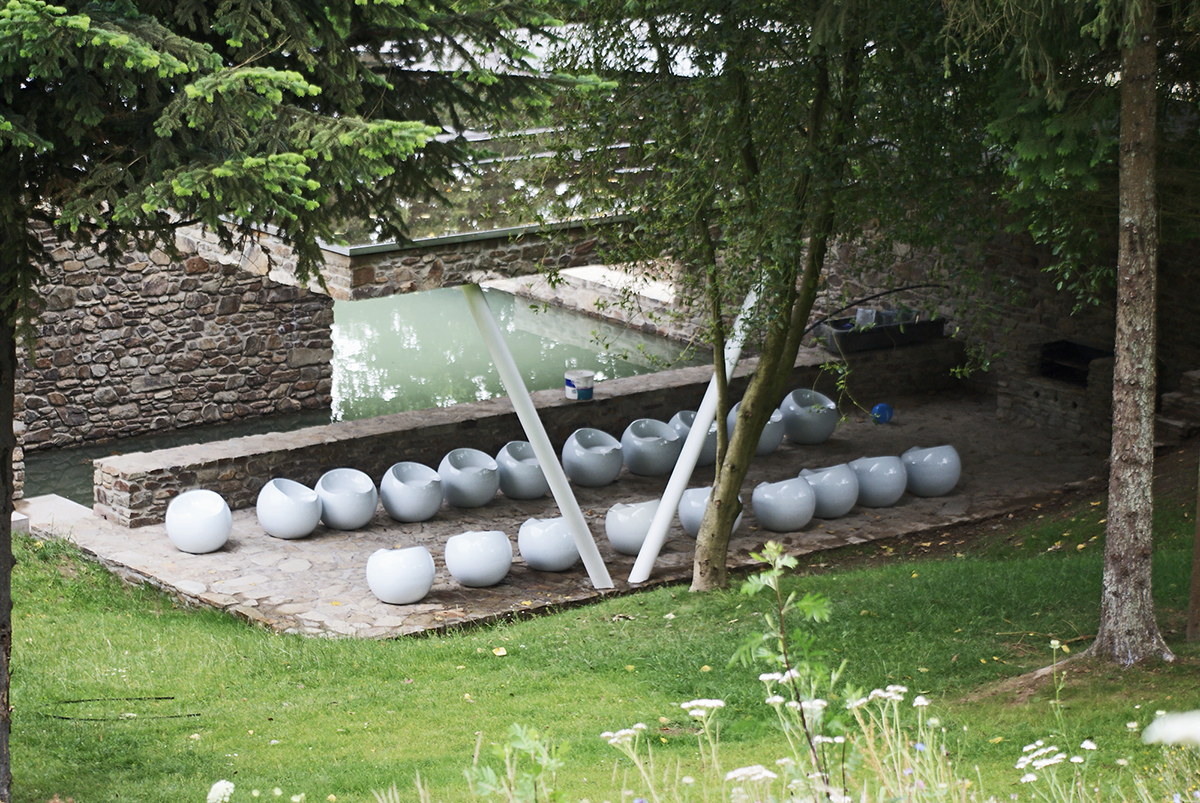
[17,390,1109,639]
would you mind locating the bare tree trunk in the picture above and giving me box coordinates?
[1090,7,1174,665]
[1187,442,1200,641]
[0,314,14,802]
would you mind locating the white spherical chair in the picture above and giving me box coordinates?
[366,546,436,604]
[561,428,623,487]
[495,441,550,500]
[256,478,322,540]
[799,464,860,519]
[780,389,839,445]
[621,419,683,476]
[902,445,962,497]
[518,517,580,572]
[165,489,232,554]
[315,468,379,530]
[445,530,513,588]
[849,455,908,508]
[668,410,718,467]
[677,487,743,538]
[604,500,660,556]
[438,448,500,508]
[726,402,786,456]
[751,476,817,533]
[380,462,443,522]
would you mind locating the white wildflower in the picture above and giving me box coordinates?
[765,695,785,706]
[725,765,778,783]
[886,684,908,695]
[845,696,869,709]
[1070,756,1084,764]
[632,723,647,730]
[208,780,236,803]
[1080,739,1097,751]
[1116,758,1129,766]
[1049,639,1061,650]
[1020,774,1037,784]
[776,757,796,766]
[681,699,725,711]
[801,699,828,713]
[1033,754,1065,769]
[759,672,783,683]
[681,777,695,786]
[912,695,931,707]
[1126,721,1139,731]
[1141,710,1200,746]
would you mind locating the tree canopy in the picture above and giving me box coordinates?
[0,0,563,796]
[538,0,999,588]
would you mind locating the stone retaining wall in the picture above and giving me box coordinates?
[283,222,613,301]
[93,338,965,527]
[18,233,335,453]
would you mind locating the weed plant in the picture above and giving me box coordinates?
[12,464,1200,802]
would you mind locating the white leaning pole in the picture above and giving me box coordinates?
[461,284,614,590]
[627,289,759,585]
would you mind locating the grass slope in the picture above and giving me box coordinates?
[12,444,1200,803]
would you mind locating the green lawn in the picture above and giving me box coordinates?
[12,452,1200,803]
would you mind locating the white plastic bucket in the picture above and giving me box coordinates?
[565,369,594,400]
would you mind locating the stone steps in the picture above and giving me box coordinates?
[1157,369,1200,444]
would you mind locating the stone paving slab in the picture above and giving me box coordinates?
[17,391,1108,639]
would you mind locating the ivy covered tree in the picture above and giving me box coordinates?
[539,0,997,590]
[947,0,1200,665]
[0,0,561,796]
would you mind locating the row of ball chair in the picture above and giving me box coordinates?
[561,388,841,489]
[254,443,554,541]
[750,444,961,533]
[366,518,585,604]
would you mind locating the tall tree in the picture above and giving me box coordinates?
[947,0,1200,664]
[0,0,558,797]
[541,0,996,589]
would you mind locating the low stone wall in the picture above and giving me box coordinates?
[93,338,965,527]
[19,232,334,452]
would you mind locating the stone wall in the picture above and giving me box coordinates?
[812,230,1199,449]
[279,222,612,301]
[93,338,965,527]
[18,233,335,453]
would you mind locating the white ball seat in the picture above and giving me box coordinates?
[495,441,550,500]
[849,455,908,508]
[445,530,513,587]
[315,468,378,530]
[166,489,232,554]
[677,487,743,538]
[256,478,322,540]
[902,445,961,497]
[438,448,500,508]
[668,410,718,467]
[799,464,859,519]
[380,462,443,522]
[621,419,683,476]
[561,428,623,487]
[751,476,816,532]
[518,517,580,572]
[604,500,660,556]
[366,546,436,604]
[780,389,839,445]
[726,402,785,456]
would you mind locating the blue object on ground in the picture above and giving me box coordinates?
[871,403,894,424]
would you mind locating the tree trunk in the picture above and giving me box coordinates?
[1090,7,1174,665]
[0,313,15,802]
[1186,442,1200,641]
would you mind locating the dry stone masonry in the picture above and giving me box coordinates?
[18,233,334,453]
